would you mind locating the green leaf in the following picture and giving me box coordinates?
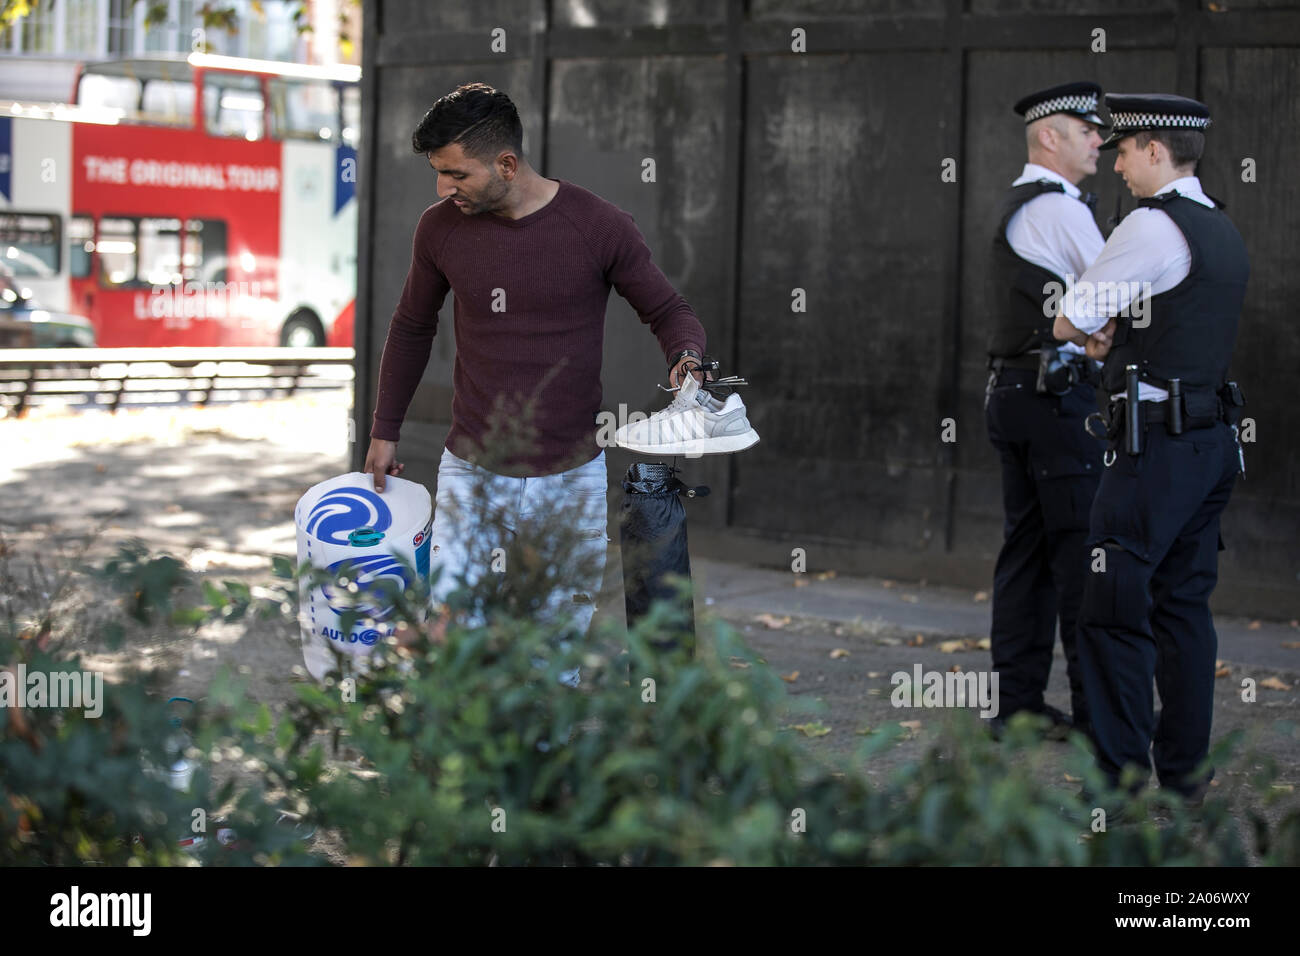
[169,606,207,628]
[202,580,225,608]
[271,555,295,580]
[275,719,295,751]
[252,703,272,737]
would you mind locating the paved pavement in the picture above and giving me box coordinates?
[688,557,1300,672]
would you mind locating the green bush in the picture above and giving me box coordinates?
[3,477,1297,865]
[0,537,315,865]
[270,595,1279,866]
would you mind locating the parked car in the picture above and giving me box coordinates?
[0,270,96,348]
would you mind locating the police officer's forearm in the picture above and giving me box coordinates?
[1052,313,1089,347]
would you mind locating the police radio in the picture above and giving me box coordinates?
[1036,345,1081,395]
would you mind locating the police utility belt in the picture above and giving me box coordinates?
[1084,364,1246,469]
[987,346,1099,396]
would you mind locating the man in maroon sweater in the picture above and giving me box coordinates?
[364,83,708,642]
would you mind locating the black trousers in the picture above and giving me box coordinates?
[985,369,1103,722]
[1077,420,1239,797]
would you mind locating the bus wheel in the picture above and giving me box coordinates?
[280,311,324,348]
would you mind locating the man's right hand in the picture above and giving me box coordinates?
[1085,317,1116,362]
[364,438,404,492]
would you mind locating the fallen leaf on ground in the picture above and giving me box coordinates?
[876,637,901,647]
[948,664,963,673]
[1259,676,1292,691]
[901,594,919,604]
[898,720,922,736]
[816,570,837,581]
[727,657,751,670]
[829,648,850,659]
[780,670,800,683]
[1064,773,1081,783]
[1215,663,1231,678]
[1248,620,1262,630]
[855,726,874,736]
[907,634,925,647]
[975,638,991,650]
[1281,642,1300,650]
[788,722,831,738]
[881,580,895,588]
[973,590,989,602]
[867,671,881,678]
[793,577,809,588]
[755,613,790,629]
[938,639,966,653]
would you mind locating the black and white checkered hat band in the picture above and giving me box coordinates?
[1024,94,1099,122]
[1110,111,1211,132]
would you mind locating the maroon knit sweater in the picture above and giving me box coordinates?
[371,179,707,475]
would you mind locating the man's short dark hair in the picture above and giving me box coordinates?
[1134,129,1205,170]
[412,83,524,161]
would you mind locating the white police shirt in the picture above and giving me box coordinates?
[1007,163,1106,356]
[1060,175,1216,402]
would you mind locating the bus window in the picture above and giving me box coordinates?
[98,218,138,286]
[97,217,228,288]
[0,212,61,278]
[69,216,94,279]
[342,84,360,147]
[139,217,184,286]
[78,72,140,113]
[140,79,196,127]
[269,78,339,142]
[188,220,227,283]
[204,73,265,141]
[78,61,196,127]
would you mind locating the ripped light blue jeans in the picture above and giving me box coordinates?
[430,447,610,664]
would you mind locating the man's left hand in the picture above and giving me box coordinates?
[669,353,712,389]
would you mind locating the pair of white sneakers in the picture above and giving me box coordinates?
[613,372,760,457]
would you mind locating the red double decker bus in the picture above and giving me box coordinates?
[0,52,358,348]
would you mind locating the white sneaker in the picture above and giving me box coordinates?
[613,375,759,456]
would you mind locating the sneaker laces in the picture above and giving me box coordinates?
[648,380,706,421]
[656,374,750,406]
[699,375,749,399]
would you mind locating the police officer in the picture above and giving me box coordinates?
[1053,94,1248,804]
[985,82,1108,737]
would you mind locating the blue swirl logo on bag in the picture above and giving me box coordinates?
[306,488,393,545]
[323,553,412,619]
